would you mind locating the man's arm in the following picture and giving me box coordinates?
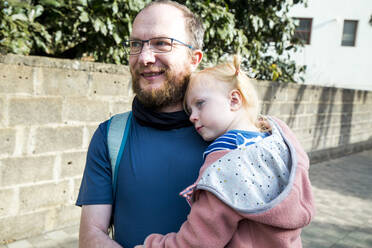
[79,204,123,248]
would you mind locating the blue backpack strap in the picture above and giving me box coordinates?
[107,111,132,199]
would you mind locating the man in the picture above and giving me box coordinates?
[76,1,207,247]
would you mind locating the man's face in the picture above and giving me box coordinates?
[129,4,195,111]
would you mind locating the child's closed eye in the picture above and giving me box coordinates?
[196,100,205,108]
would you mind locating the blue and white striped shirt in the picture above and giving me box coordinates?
[203,130,270,160]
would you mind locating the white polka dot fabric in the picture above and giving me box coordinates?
[196,118,296,214]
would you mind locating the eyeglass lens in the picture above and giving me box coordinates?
[129,38,173,55]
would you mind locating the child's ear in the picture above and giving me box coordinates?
[229,89,243,111]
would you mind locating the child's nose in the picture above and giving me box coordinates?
[189,112,198,123]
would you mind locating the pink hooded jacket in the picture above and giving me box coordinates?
[144,117,315,248]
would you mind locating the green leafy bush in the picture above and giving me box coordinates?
[0,0,306,82]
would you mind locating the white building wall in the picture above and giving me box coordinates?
[288,0,372,91]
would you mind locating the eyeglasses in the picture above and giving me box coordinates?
[123,37,193,55]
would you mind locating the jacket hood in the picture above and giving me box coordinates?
[194,117,315,229]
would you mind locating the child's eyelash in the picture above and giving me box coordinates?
[196,100,205,107]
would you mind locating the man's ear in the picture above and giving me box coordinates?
[230,89,243,111]
[190,50,203,71]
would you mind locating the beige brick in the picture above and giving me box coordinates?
[340,88,355,103]
[0,128,16,156]
[112,100,133,115]
[54,205,81,228]
[33,126,83,154]
[286,85,311,102]
[293,128,313,142]
[300,139,313,152]
[329,114,342,125]
[329,104,343,115]
[19,181,70,212]
[0,64,33,94]
[280,103,306,116]
[357,103,371,113]
[271,83,287,102]
[9,97,62,126]
[74,178,83,201]
[313,87,344,104]
[42,68,89,96]
[302,115,316,128]
[0,211,46,243]
[82,124,100,150]
[308,87,323,102]
[314,87,338,103]
[305,102,319,115]
[63,97,110,122]
[0,97,5,126]
[255,83,271,102]
[0,156,54,187]
[328,124,341,137]
[332,88,345,103]
[60,151,86,178]
[260,83,287,102]
[90,71,131,96]
[0,188,18,217]
[262,102,282,117]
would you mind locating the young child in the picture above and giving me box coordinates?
[136,55,315,248]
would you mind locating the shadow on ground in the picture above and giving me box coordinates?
[309,150,372,200]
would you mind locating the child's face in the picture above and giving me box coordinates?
[186,80,236,141]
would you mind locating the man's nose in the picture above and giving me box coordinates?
[138,43,156,66]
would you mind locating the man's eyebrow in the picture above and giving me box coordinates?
[129,35,174,40]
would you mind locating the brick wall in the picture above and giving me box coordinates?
[1,54,371,243]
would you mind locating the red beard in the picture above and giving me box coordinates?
[131,65,191,110]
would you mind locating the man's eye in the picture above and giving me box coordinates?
[153,39,171,47]
[131,41,142,48]
[155,41,166,46]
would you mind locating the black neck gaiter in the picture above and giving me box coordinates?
[132,97,192,130]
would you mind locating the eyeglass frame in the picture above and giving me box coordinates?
[123,37,194,55]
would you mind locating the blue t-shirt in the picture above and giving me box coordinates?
[76,117,208,247]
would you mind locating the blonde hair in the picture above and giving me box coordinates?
[185,55,260,125]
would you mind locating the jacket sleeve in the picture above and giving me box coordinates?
[143,190,243,248]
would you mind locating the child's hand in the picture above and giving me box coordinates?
[134,245,143,248]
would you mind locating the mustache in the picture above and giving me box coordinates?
[136,65,168,73]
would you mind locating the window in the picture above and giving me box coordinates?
[293,18,313,44]
[341,20,358,46]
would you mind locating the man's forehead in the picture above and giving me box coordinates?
[131,4,187,39]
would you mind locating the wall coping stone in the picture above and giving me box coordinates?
[0,54,129,75]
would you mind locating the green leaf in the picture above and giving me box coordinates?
[113,1,118,14]
[34,5,44,18]
[11,13,28,22]
[39,0,61,8]
[55,30,62,42]
[113,32,121,44]
[78,0,88,6]
[79,11,89,22]
[93,18,104,32]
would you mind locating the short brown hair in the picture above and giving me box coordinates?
[142,0,205,50]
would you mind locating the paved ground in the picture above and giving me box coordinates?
[3,149,372,248]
